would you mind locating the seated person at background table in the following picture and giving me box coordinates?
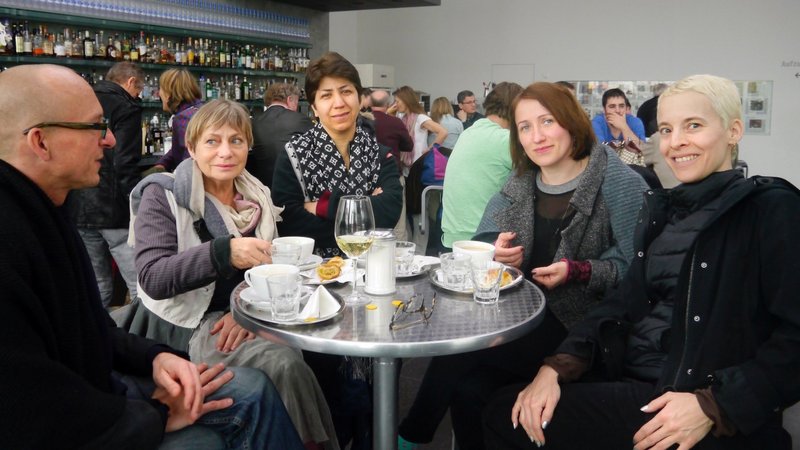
[592,87,646,144]
[483,74,800,450]
[272,51,403,257]
[150,68,204,173]
[456,89,485,129]
[247,82,313,189]
[440,82,523,250]
[397,82,648,450]
[427,96,464,149]
[125,99,338,450]
[271,51,403,450]
[0,64,303,450]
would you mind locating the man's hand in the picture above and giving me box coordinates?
[456,110,467,122]
[633,392,713,450]
[210,312,254,353]
[152,363,235,432]
[532,261,568,289]
[494,232,524,268]
[152,352,203,417]
[230,237,271,270]
[511,365,561,447]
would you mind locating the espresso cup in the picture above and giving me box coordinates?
[273,236,315,263]
[452,240,495,264]
[244,264,300,301]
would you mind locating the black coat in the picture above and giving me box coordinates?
[556,175,800,439]
[68,80,142,228]
[0,161,180,449]
[248,104,313,188]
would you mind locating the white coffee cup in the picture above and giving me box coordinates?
[273,236,315,262]
[244,264,300,300]
[452,240,495,264]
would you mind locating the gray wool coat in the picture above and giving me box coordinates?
[475,144,648,329]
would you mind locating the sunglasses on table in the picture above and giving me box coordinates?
[23,118,109,139]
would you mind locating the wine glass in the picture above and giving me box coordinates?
[334,195,375,304]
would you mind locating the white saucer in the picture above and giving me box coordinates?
[240,287,271,310]
[297,254,323,271]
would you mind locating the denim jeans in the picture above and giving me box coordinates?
[125,366,305,450]
[79,228,138,307]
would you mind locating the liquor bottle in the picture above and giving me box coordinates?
[241,76,250,101]
[225,41,231,68]
[32,27,44,56]
[54,33,65,57]
[193,39,200,65]
[149,36,160,64]
[137,31,147,63]
[22,22,32,55]
[218,40,226,68]
[198,38,206,66]
[83,30,94,59]
[234,75,241,100]
[4,20,15,55]
[96,31,105,59]
[63,28,73,57]
[113,33,122,60]
[71,29,84,58]
[205,75,214,100]
[43,30,54,56]
[105,36,116,60]
[14,21,23,54]
[185,38,194,65]
[121,34,131,61]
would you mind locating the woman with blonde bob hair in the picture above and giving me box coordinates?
[484,75,800,450]
[125,99,339,450]
[427,96,463,149]
[153,68,204,172]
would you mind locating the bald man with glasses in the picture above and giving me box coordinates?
[0,64,303,449]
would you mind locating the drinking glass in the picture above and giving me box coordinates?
[268,273,300,322]
[470,260,504,305]
[271,242,301,265]
[334,195,375,304]
[439,252,471,290]
[394,241,416,276]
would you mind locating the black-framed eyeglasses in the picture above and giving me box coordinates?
[389,293,436,331]
[22,118,109,138]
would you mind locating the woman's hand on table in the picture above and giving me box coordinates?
[512,365,561,447]
[153,362,234,432]
[532,261,568,289]
[633,392,713,450]
[230,237,271,269]
[494,232,523,268]
[210,312,255,353]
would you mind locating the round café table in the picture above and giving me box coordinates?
[232,272,546,450]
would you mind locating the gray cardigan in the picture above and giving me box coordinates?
[475,144,648,328]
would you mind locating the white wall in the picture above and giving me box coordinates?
[330,0,800,185]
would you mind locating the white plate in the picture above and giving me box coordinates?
[302,259,364,285]
[297,255,323,271]
[428,265,524,294]
[239,286,344,326]
[396,255,439,279]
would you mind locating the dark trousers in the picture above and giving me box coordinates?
[398,309,567,450]
[484,379,777,450]
[303,351,373,450]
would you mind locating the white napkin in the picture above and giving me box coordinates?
[298,285,340,320]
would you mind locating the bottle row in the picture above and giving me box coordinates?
[2,0,310,40]
[0,20,311,72]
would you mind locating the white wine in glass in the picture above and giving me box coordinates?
[334,195,375,304]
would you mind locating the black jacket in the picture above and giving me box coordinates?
[556,175,800,439]
[0,161,182,449]
[68,80,142,228]
[248,104,313,189]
